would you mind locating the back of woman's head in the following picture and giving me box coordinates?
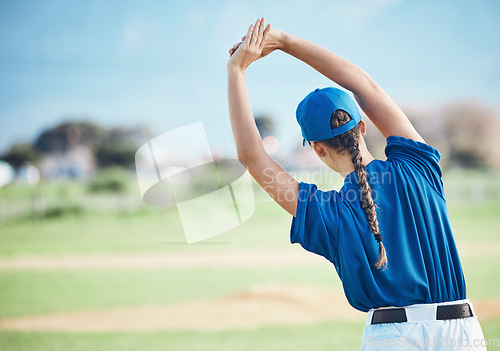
[322,110,388,270]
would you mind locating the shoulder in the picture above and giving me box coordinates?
[383,136,445,198]
[385,135,441,163]
[296,182,341,212]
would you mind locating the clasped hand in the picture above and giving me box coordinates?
[227,18,281,72]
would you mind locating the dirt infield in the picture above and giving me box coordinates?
[0,241,496,272]
[0,284,363,332]
[1,246,499,332]
[470,300,500,321]
[1,283,499,333]
[0,248,324,271]
[0,241,496,273]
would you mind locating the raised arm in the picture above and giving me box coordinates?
[265,30,424,143]
[227,19,299,216]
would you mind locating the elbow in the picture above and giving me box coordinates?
[236,150,253,166]
[237,148,264,168]
[347,67,376,95]
[352,69,381,97]
[359,69,373,85]
[361,70,379,90]
[235,142,266,167]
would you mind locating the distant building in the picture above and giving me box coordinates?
[39,144,96,178]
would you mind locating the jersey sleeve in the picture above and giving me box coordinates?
[290,182,340,263]
[385,136,444,197]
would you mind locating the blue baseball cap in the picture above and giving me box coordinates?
[296,87,362,146]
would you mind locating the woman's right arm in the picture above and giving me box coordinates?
[275,31,424,143]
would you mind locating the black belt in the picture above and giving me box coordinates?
[371,303,473,325]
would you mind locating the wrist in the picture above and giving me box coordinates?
[227,62,246,75]
[277,29,289,51]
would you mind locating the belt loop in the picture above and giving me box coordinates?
[366,310,374,326]
[466,300,475,316]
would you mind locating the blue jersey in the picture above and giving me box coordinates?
[290,136,466,312]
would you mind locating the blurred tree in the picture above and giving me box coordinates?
[95,142,136,168]
[0,142,41,170]
[32,121,152,170]
[34,121,106,152]
[441,101,498,168]
[400,107,451,165]
[254,115,274,139]
[360,101,500,170]
[95,127,150,168]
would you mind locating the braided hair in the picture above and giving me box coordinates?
[321,110,388,270]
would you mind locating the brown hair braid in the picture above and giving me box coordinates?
[321,110,388,270]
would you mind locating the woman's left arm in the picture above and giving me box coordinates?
[227,18,299,216]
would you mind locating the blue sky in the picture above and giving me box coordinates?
[0,0,499,156]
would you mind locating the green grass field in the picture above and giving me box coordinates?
[0,171,499,350]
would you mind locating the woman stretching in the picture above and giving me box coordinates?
[227,18,486,350]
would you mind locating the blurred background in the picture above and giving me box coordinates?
[0,0,499,350]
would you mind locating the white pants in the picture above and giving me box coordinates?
[360,300,487,350]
